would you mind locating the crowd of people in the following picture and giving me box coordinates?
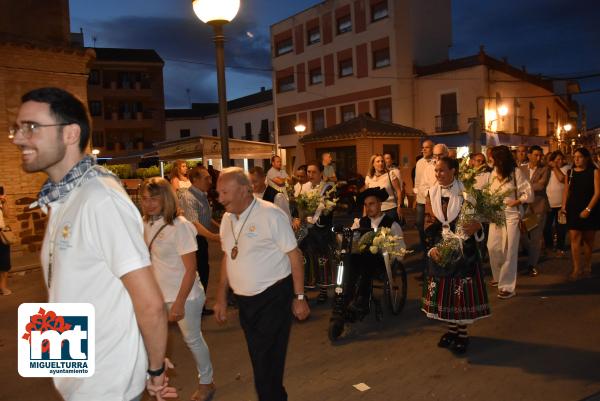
[6,86,600,401]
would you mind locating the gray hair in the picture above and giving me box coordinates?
[220,167,252,189]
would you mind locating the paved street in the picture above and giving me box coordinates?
[1,220,600,401]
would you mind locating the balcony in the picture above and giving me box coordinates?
[517,116,525,134]
[435,113,459,132]
[547,122,555,137]
[529,118,539,135]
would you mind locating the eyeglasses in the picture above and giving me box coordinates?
[9,122,72,140]
[433,153,445,158]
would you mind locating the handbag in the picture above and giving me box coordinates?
[0,226,17,245]
[513,172,538,233]
[387,170,406,227]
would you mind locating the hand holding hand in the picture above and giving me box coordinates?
[146,359,177,400]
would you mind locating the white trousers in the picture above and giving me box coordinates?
[488,211,521,293]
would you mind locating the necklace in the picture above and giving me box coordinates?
[229,199,257,260]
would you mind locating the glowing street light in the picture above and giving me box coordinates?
[192,0,240,167]
[294,124,306,134]
[498,105,509,117]
[564,123,572,132]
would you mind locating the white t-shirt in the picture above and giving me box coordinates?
[266,167,288,187]
[365,171,399,211]
[220,198,297,296]
[415,158,435,204]
[41,176,149,401]
[144,216,202,303]
[546,165,569,208]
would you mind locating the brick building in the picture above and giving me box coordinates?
[87,48,166,163]
[0,0,93,256]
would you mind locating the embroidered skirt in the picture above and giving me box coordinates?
[421,264,491,324]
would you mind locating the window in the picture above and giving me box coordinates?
[278,115,296,136]
[92,131,104,147]
[89,101,102,117]
[275,37,293,56]
[371,1,389,22]
[311,110,325,132]
[373,48,390,68]
[245,122,252,140]
[309,68,323,85]
[212,128,218,137]
[277,75,295,92]
[259,119,270,142]
[375,98,392,122]
[339,58,353,77]
[307,27,321,45]
[340,104,356,122]
[337,15,352,34]
[228,126,233,138]
[180,129,191,138]
[88,69,100,85]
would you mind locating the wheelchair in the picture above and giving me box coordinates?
[328,226,408,342]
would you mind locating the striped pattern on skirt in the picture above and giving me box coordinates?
[421,266,491,324]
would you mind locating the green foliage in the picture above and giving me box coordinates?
[135,166,161,179]
[105,164,132,179]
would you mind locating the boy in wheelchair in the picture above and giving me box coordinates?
[340,187,406,317]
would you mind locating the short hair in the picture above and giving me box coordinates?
[296,164,307,173]
[306,160,324,172]
[21,87,91,152]
[434,143,449,154]
[271,155,281,163]
[140,177,179,225]
[248,166,266,177]
[188,165,207,182]
[438,156,459,172]
[221,167,252,189]
[528,145,543,154]
[548,150,564,162]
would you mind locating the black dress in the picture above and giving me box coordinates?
[566,168,599,231]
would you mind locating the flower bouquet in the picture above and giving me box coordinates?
[432,158,509,268]
[358,227,411,258]
[296,184,338,224]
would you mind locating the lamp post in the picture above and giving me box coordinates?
[294,124,306,135]
[193,0,240,168]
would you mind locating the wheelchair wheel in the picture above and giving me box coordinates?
[328,319,344,342]
[384,261,407,315]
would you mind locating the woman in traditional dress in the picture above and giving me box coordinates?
[421,157,490,354]
[141,177,215,401]
[487,146,532,299]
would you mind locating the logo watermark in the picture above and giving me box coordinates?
[18,303,95,377]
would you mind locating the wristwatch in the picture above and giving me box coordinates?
[295,293,306,301]
[147,362,165,377]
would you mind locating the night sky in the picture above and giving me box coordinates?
[70,0,600,127]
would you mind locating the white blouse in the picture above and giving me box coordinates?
[365,170,399,211]
[488,168,532,215]
[144,216,202,303]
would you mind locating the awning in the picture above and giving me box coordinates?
[143,136,275,161]
[484,132,550,147]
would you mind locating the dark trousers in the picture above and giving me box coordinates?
[544,207,567,251]
[196,235,210,292]
[236,275,293,401]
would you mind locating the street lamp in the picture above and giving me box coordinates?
[192,0,240,168]
[294,124,306,135]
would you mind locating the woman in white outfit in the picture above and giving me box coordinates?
[141,177,215,401]
[487,146,532,299]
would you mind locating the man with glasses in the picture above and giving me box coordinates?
[11,87,174,401]
[470,152,492,190]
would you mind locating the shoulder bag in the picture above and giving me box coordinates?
[514,172,538,233]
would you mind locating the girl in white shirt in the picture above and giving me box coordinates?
[363,154,404,223]
[141,177,215,400]
[544,151,568,254]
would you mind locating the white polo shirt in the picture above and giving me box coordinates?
[144,216,202,303]
[41,176,149,401]
[220,198,297,296]
[415,157,435,204]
